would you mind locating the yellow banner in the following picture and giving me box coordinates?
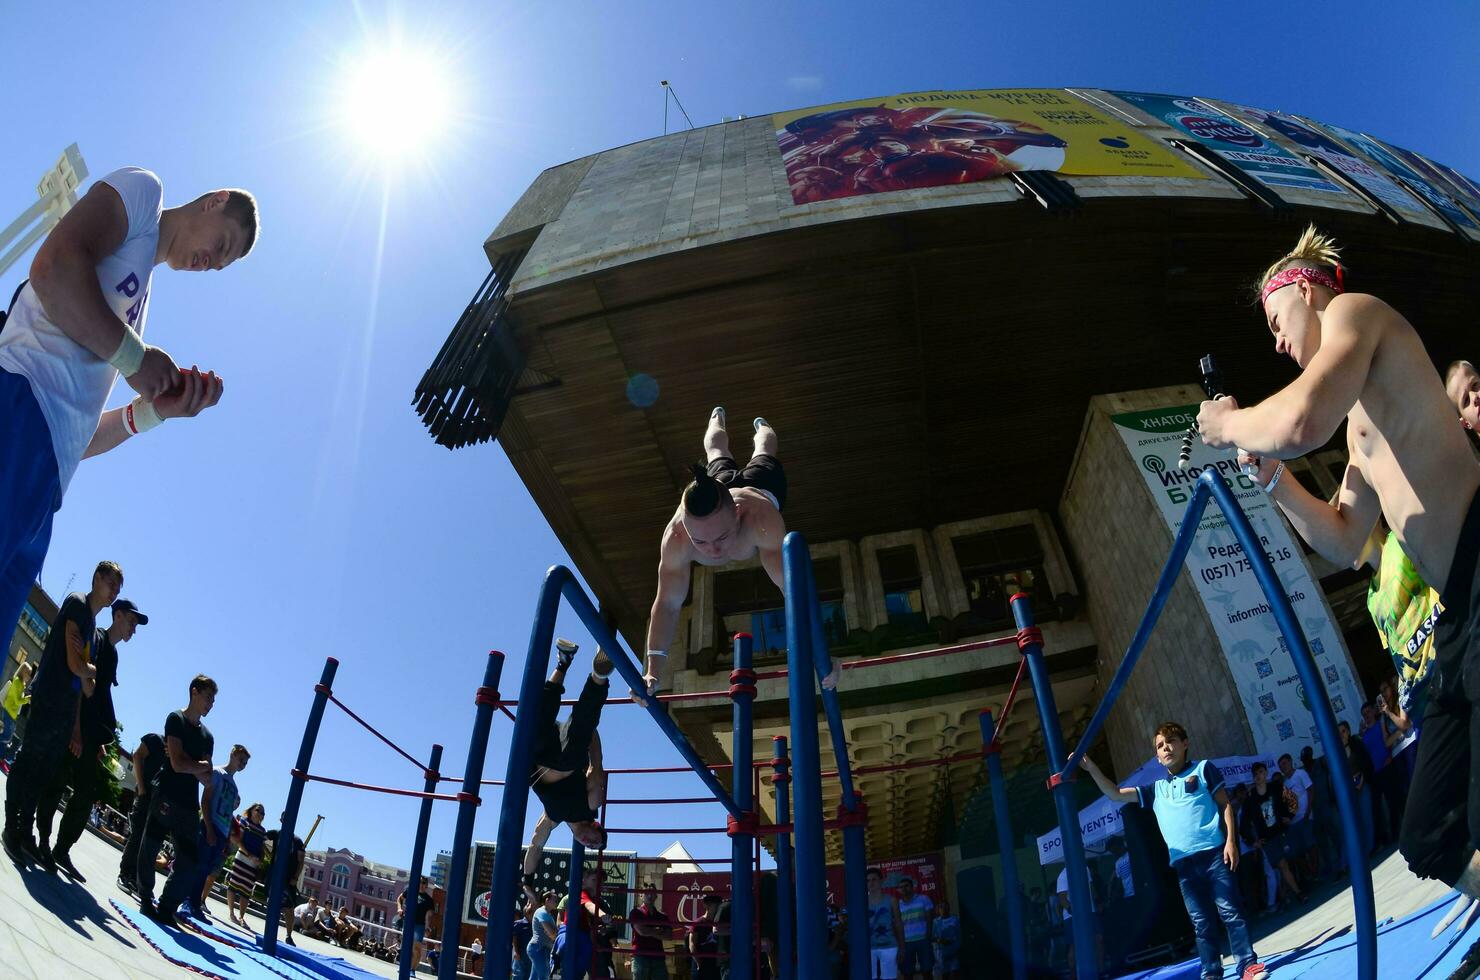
[773,88,1204,204]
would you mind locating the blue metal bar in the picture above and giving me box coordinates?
[731,633,756,980]
[263,657,338,955]
[485,574,564,980]
[1061,476,1214,781]
[563,840,587,980]
[1201,471,1375,979]
[1011,595,1098,980]
[771,736,794,980]
[430,652,501,980]
[782,536,830,979]
[401,743,444,980]
[795,539,870,979]
[982,710,1026,980]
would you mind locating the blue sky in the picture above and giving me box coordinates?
[3,0,1478,886]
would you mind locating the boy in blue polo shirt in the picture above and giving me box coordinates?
[1081,722,1269,980]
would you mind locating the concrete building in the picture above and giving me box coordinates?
[301,847,410,927]
[416,86,1480,966]
[6,583,57,686]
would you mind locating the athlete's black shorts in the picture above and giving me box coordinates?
[707,454,787,511]
[1401,487,1480,885]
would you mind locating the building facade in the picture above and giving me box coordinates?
[6,584,57,687]
[301,847,410,927]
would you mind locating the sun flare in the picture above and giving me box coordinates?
[336,43,456,166]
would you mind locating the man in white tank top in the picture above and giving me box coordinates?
[0,167,257,641]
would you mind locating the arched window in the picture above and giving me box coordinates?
[331,863,351,890]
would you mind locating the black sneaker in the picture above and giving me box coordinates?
[52,849,85,881]
[1,827,30,866]
[592,648,615,678]
[554,638,579,674]
[117,875,137,895]
[24,837,54,873]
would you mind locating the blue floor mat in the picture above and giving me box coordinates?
[180,912,390,980]
[110,899,320,980]
[1115,893,1479,979]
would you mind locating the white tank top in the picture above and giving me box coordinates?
[0,167,162,493]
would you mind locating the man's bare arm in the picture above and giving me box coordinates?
[29,183,133,360]
[1225,301,1380,456]
[753,504,787,589]
[524,814,557,877]
[637,534,693,703]
[1269,443,1382,568]
[64,621,97,682]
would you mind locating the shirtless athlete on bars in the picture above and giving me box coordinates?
[635,408,838,704]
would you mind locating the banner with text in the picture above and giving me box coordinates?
[1112,92,1349,200]
[773,88,1205,205]
[462,843,635,926]
[1111,406,1363,759]
[1325,124,1480,236]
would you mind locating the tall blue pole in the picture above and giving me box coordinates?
[730,633,757,980]
[435,651,504,980]
[981,710,1026,980]
[400,743,444,980]
[263,657,338,955]
[771,737,794,980]
[782,536,830,980]
[1202,471,1375,979]
[1010,594,1098,980]
[563,841,587,980]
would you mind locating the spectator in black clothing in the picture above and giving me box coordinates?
[38,597,146,880]
[690,894,723,980]
[3,560,120,867]
[119,731,167,892]
[137,673,216,926]
[398,880,437,970]
[1229,784,1267,915]
[1338,721,1378,860]
[266,822,307,945]
[1239,762,1305,907]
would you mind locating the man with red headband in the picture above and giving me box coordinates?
[1196,226,1480,900]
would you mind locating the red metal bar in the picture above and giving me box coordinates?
[603,826,727,835]
[821,749,981,780]
[627,855,734,864]
[325,693,428,773]
[605,797,718,805]
[293,770,465,803]
[990,657,1029,746]
[605,763,736,775]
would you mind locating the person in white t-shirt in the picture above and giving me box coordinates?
[0,167,256,642]
[1054,863,1102,977]
[1278,752,1318,882]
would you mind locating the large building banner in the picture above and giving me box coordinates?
[1112,92,1348,200]
[1111,406,1363,759]
[773,89,1205,205]
[462,843,635,925]
[1326,124,1480,236]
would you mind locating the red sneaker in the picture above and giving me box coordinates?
[1242,963,1269,980]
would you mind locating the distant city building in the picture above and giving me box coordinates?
[301,847,410,926]
[6,583,56,687]
[430,849,451,891]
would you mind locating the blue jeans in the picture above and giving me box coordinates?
[0,371,60,696]
[1175,846,1257,978]
[527,939,553,980]
[511,943,531,980]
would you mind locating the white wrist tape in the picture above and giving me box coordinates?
[1260,461,1285,494]
[108,328,146,377]
[645,650,668,660]
[124,397,163,436]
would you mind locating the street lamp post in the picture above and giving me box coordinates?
[0,144,87,280]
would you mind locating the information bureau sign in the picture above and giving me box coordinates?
[1112,406,1363,758]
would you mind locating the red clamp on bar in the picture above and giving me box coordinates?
[835,800,869,828]
[424,770,440,784]
[475,687,500,707]
[726,811,759,838]
[314,683,332,695]
[290,768,308,781]
[728,667,758,700]
[1047,772,1066,789]
[983,740,1001,756]
[1015,626,1043,652]
[455,791,481,807]
[770,770,791,785]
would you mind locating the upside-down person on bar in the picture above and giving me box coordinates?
[522,638,612,895]
[636,408,838,705]
[1196,226,1480,902]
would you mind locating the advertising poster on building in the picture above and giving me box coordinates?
[462,843,635,926]
[1111,405,1363,759]
[1222,104,1430,220]
[773,88,1205,205]
[1112,92,1348,199]
[825,852,945,905]
[1325,124,1480,235]
[1388,145,1480,222]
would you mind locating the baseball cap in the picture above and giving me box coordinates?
[112,599,149,625]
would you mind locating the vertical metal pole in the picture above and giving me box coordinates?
[982,710,1027,980]
[1203,472,1376,979]
[563,841,587,980]
[434,651,504,980]
[400,744,444,980]
[486,569,565,980]
[730,633,756,980]
[263,657,338,955]
[771,737,795,980]
[782,535,830,980]
[1010,594,1098,980]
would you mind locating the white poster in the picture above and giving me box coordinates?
[1112,405,1364,759]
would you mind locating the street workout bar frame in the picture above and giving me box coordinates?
[1004,468,1376,980]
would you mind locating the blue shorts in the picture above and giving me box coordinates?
[412,923,426,944]
[0,370,60,656]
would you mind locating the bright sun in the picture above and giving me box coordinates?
[337,44,456,166]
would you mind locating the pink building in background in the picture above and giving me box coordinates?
[301,847,410,927]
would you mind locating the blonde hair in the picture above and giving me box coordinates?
[1257,224,1343,293]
